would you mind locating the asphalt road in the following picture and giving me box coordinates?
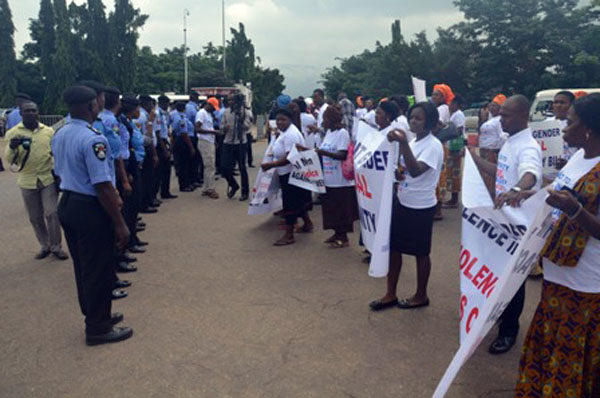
[0,140,541,398]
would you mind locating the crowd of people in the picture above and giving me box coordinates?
[2,79,599,396]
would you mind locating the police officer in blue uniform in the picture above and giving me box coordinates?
[156,95,177,199]
[52,85,133,346]
[172,101,196,192]
[185,92,203,187]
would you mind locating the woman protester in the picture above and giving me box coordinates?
[261,107,313,246]
[312,106,358,248]
[443,94,467,208]
[515,94,600,398]
[478,94,507,190]
[370,102,443,311]
[431,83,455,220]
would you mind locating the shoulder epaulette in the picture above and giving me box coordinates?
[87,125,101,135]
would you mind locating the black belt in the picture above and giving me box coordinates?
[61,190,98,203]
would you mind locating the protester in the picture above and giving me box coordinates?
[313,106,357,247]
[469,95,543,354]
[355,96,367,120]
[389,95,412,140]
[337,92,355,132]
[222,94,253,201]
[4,101,68,260]
[370,101,443,311]
[478,94,507,190]
[548,90,577,174]
[514,93,600,398]
[261,107,313,246]
[360,98,377,128]
[443,94,467,208]
[431,83,455,220]
[195,97,221,199]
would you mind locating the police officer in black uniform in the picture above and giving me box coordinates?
[52,86,133,345]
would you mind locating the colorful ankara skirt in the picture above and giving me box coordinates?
[515,280,600,398]
[445,150,463,194]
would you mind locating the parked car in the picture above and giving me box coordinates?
[530,88,600,121]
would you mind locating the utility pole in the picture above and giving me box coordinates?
[183,9,190,94]
[222,0,226,78]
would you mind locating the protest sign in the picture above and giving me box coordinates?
[354,123,396,278]
[530,119,564,178]
[287,146,326,193]
[412,76,427,103]
[433,151,554,397]
[248,139,282,215]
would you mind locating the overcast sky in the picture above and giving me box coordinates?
[10,0,464,96]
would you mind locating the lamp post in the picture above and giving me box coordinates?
[222,0,226,78]
[183,9,190,94]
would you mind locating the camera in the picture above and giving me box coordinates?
[232,93,246,112]
[9,136,32,150]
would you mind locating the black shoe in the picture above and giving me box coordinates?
[112,289,128,300]
[239,194,248,201]
[369,298,399,312]
[116,262,137,273]
[227,185,239,199]
[161,193,178,199]
[114,279,132,288]
[140,207,158,214]
[86,326,133,346]
[192,182,203,188]
[180,186,193,192]
[137,221,146,228]
[488,336,517,355]
[151,199,161,207]
[136,240,149,247]
[51,249,69,260]
[111,312,124,325]
[35,249,51,260]
[129,245,146,254]
[136,226,146,232]
[248,164,255,168]
[121,253,137,263]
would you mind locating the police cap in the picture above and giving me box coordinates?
[105,86,121,95]
[16,93,32,100]
[138,94,153,104]
[63,85,98,106]
[77,80,106,95]
[158,95,170,103]
[121,94,140,106]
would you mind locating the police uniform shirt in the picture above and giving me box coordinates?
[157,109,169,140]
[128,121,146,163]
[51,119,114,196]
[117,118,131,160]
[92,115,117,183]
[98,109,124,161]
[135,107,157,147]
[185,101,199,125]
[171,112,194,138]
[6,107,23,130]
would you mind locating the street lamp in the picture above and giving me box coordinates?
[183,8,190,94]
[222,0,226,78]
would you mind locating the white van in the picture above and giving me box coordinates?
[530,88,600,121]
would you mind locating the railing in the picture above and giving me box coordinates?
[40,115,65,130]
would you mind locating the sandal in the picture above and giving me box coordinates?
[397,298,430,309]
[273,238,295,246]
[329,239,349,248]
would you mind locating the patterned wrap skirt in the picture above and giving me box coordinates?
[445,150,463,193]
[436,146,449,201]
[515,280,600,398]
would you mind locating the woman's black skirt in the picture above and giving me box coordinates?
[279,173,313,224]
[390,197,436,256]
[322,186,358,233]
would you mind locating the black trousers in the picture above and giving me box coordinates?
[246,133,253,166]
[141,146,155,209]
[58,191,114,335]
[216,134,224,174]
[174,136,192,189]
[498,283,526,338]
[190,136,202,184]
[222,143,249,195]
[157,141,172,197]
[122,166,140,247]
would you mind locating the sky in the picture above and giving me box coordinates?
[10,0,465,96]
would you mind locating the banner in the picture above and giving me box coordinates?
[433,151,554,397]
[530,119,563,177]
[287,146,326,193]
[354,123,397,278]
[248,139,282,215]
[412,76,427,103]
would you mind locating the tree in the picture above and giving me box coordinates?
[0,0,17,107]
[226,23,255,84]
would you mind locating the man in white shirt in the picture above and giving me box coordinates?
[361,98,378,129]
[470,95,543,355]
[307,89,328,147]
[195,97,221,198]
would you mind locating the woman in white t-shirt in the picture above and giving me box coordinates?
[314,106,358,247]
[515,94,600,397]
[431,84,455,220]
[369,102,444,311]
[261,107,313,246]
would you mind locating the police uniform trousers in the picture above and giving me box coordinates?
[190,135,202,184]
[141,144,155,209]
[174,135,192,189]
[58,191,113,335]
[222,143,249,195]
[122,161,141,247]
[156,139,172,198]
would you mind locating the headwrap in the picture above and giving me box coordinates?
[574,90,588,99]
[207,97,220,111]
[492,94,507,105]
[356,96,364,108]
[432,84,455,105]
[276,94,291,108]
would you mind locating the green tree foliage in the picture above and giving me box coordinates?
[323,1,600,102]
[0,0,17,107]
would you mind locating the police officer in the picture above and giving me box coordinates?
[156,95,177,199]
[135,95,160,213]
[185,92,203,188]
[171,101,196,192]
[5,93,32,130]
[52,85,133,346]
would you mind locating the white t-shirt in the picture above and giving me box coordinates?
[316,103,329,130]
[437,104,450,124]
[543,149,600,293]
[355,108,367,119]
[495,128,543,196]
[300,112,316,137]
[363,109,377,128]
[396,133,444,209]
[546,117,578,160]
[195,108,215,143]
[391,115,415,141]
[450,110,466,132]
[272,124,305,175]
[319,128,353,188]
[479,115,504,149]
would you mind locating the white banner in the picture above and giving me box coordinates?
[412,76,427,103]
[530,119,564,177]
[433,151,554,397]
[248,139,282,215]
[287,146,326,193]
[354,123,397,278]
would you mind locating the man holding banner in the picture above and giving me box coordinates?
[469,95,542,354]
[369,101,444,311]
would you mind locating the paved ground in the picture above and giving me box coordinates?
[0,140,541,398]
